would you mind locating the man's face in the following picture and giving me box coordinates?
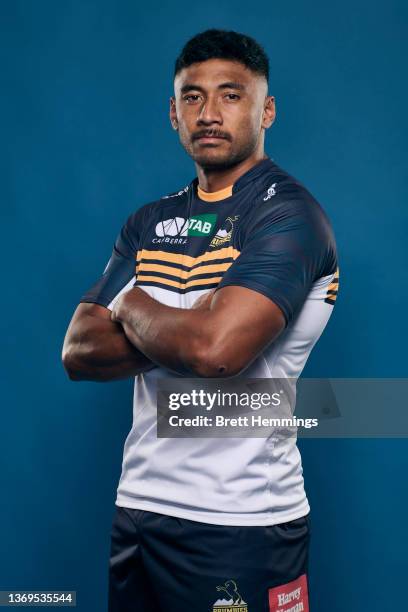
[170,59,275,170]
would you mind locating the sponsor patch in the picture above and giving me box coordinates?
[188,213,217,236]
[154,214,217,242]
[268,574,309,612]
[263,183,277,200]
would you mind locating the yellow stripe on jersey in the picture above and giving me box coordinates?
[135,261,232,279]
[136,246,240,268]
[325,266,339,303]
[134,247,241,292]
[136,275,223,289]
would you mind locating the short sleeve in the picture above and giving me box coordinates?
[216,198,337,327]
[80,209,143,311]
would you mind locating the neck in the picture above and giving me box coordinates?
[196,150,268,193]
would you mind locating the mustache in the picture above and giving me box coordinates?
[192,129,231,141]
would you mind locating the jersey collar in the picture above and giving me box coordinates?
[192,156,274,202]
[197,183,233,202]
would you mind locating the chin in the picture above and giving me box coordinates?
[193,150,239,171]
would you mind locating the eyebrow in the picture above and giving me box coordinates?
[180,81,246,94]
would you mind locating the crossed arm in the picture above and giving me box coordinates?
[62,285,286,381]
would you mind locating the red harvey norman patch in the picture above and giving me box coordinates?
[268,574,309,612]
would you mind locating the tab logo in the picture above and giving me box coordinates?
[188,213,217,236]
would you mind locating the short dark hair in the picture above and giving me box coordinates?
[174,29,269,83]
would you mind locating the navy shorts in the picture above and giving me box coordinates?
[108,506,311,612]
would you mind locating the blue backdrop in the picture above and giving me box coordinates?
[1,1,407,610]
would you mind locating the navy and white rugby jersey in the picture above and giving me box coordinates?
[81,156,339,526]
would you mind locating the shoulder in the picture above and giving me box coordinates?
[248,161,335,242]
[122,181,192,230]
[244,160,338,276]
[160,183,191,200]
[252,160,331,224]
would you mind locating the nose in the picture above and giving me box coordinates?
[196,95,222,126]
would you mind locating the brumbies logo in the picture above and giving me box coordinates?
[210,216,239,248]
[212,579,248,612]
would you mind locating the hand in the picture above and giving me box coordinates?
[110,288,137,323]
[191,289,216,311]
[110,297,122,323]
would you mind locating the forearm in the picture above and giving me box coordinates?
[111,286,286,378]
[62,313,154,382]
[111,288,221,376]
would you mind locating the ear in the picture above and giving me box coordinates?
[262,96,276,129]
[169,96,179,131]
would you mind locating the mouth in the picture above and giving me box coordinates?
[195,136,228,144]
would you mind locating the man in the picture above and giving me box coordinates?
[62,29,339,612]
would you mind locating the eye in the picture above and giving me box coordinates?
[183,94,201,103]
[225,93,240,100]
